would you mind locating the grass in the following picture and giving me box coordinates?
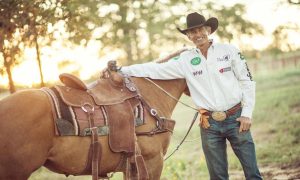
[2,68,300,179]
[161,68,300,179]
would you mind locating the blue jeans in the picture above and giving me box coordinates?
[200,109,262,180]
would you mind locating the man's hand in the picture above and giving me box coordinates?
[199,109,210,129]
[99,67,109,79]
[236,116,252,133]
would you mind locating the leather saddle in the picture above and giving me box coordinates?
[55,72,140,154]
[58,72,139,106]
[43,68,149,179]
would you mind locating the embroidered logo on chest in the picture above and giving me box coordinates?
[192,70,203,76]
[219,67,231,73]
[217,54,230,62]
[190,57,201,65]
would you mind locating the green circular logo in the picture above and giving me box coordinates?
[190,57,201,65]
[173,56,180,60]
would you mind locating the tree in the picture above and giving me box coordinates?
[288,0,300,5]
[0,0,103,92]
[97,1,264,64]
[203,2,264,44]
[267,24,300,54]
[22,0,58,87]
[0,0,30,93]
[22,0,102,87]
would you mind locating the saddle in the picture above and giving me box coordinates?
[41,61,176,180]
[42,63,147,180]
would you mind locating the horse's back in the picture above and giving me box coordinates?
[0,89,54,179]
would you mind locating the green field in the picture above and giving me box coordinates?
[2,68,300,179]
[161,68,300,179]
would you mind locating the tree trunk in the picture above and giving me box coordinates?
[3,55,16,94]
[124,28,133,65]
[6,63,16,94]
[0,36,16,94]
[34,33,45,87]
[134,31,141,63]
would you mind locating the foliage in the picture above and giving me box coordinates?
[1,0,293,91]
[0,0,31,93]
[288,0,300,5]
[0,0,103,92]
[97,0,192,64]
[266,23,300,55]
[204,2,264,43]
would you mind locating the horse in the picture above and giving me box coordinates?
[0,75,187,180]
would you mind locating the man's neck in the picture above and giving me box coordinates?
[197,42,211,58]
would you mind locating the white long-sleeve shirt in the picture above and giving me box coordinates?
[122,42,256,118]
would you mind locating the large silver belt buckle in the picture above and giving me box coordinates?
[211,111,226,121]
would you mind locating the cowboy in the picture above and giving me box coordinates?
[119,12,262,179]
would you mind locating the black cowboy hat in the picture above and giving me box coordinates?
[177,12,218,35]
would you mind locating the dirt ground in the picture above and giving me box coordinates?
[230,162,300,180]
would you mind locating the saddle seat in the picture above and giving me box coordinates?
[59,73,88,91]
[58,73,139,106]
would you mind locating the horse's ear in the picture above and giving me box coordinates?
[183,86,191,96]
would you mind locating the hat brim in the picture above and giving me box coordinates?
[177,17,218,35]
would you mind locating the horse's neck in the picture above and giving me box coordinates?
[132,78,186,118]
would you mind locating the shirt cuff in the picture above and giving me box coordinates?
[120,66,131,75]
[241,108,253,119]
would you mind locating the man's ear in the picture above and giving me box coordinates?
[186,33,191,40]
[206,26,212,35]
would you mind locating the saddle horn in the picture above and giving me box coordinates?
[107,60,118,72]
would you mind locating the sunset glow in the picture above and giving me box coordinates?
[1,0,299,88]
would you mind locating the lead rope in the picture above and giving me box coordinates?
[164,112,199,161]
[142,78,200,161]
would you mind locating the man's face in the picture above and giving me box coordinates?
[186,26,211,47]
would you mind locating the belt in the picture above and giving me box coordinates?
[202,103,242,121]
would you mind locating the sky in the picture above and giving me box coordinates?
[206,0,300,49]
[0,0,300,87]
[234,0,299,33]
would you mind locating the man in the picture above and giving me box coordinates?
[120,12,262,180]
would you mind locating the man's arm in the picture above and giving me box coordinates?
[122,56,186,80]
[231,46,256,132]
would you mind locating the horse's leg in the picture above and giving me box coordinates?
[138,133,172,180]
[0,90,54,179]
[144,153,164,180]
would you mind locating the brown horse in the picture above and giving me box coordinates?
[0,77,187,180]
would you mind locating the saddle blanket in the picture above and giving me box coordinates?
[41,87,144,136]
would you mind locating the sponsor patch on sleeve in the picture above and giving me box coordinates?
[238,52,245,60]
[245,62,253,80]
[219,67,231,73]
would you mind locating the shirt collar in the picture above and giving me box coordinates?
[194,39,215,54]
[209,39,215,49]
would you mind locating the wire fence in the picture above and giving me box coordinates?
[248,54,300,75]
